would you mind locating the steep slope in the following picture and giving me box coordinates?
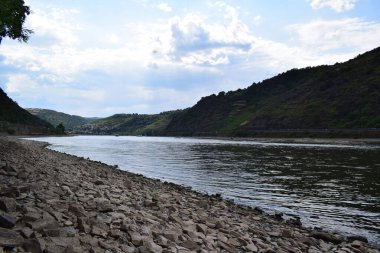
[166,47,380,136]
[27,108,97,130]
[0,88,52,134]
[74,110,181,135]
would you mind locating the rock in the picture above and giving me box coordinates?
[219,241,238,253]
[44,244,66,253]
[27,218,59,232]
[281,229,293,238]
[227,237,240,247]
[311,231,343,244]
[63,226,77,237]
[120,245,136,253]
[42,228,62,237]
[246,243,258,252]
[215,220,225,229]
[129,232,144,246]
[0,163,18,176]
[164,231,178,242]
[23,212,41,222]
[20,227,34,238]
[274,211,283,220]
[94,180,105,185]
[62,186,74,196]
[77,217,90,233]
[0,228,23,248]
[0,212,16,228]
[0,198,17,212]
[68,204,86,217]
[90,225,108,238]
[287,217,302,227]
[196,223,207,234]
[347,235,368,243]
[94,198,113,212]
[140,240,163,253]
[180,240,199,250]
[23,238,43,253]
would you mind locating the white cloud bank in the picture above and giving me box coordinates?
[308,0,357,12]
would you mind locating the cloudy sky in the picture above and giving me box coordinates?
[1,0,379,117]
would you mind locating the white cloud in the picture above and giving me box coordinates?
[166,3,253,67]
[289,18,380,52]
[5,74,38,93]
[252,15,262,26]
[307,0,357,12]
[157,3,172,13]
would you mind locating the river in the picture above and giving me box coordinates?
[29,135,380,245]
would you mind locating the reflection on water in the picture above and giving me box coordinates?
[30,136,380,245]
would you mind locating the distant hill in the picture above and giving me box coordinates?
[74,111,182,135]
[27,108,97,130]
[0,88,52,134]
[165,46,380,137]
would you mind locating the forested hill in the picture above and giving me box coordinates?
[0,88,52,134]
[27,108,97,130]
[165,46,380,136]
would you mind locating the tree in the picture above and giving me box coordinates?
[0,0,33,44]
[55,123,65,135]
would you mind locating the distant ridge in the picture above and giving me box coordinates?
[165,46,380,137]
[0,88,52,134]
[73,111,182,135]
[27,108,97,130]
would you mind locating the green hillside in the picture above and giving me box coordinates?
[0,88,52,134]
[27,108,97,130]
[74,111,181,135]
[166,47,380,136]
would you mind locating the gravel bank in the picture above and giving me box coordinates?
[0,137,378,253]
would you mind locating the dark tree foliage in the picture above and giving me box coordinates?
[0,0,33,44]
[55,123,65,135]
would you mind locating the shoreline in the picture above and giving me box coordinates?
[0,137,379,252]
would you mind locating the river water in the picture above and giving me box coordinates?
[30,135,380,245]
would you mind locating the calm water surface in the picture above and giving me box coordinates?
[30,136,380,245]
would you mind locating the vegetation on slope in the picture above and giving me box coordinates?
[0,88,51,128]
[27,108,97,130]
[166,46,380,136]
[0,88,52,134]
[74,110,182,135]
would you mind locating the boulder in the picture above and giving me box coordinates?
[140,240,163,253]
[27,217,59,232]
[23,238,44,253]
[0,212,16,228]
[311,231,343,244]
[0,228,23,248]
[0,198,17,212]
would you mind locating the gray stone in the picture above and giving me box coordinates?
[311,231,343,244]
[27,218,59,232]
[180,240,199,250]
[0,228,23,248]
[0,212,16,228]
[0,198,17,212]
[141,240,163,253]
[20,227,34,238]
[23,238,43,253]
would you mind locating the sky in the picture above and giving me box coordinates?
[0,0,380,117]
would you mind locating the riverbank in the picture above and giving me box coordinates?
[0,137,378,253]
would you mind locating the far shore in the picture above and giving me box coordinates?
[0,136,379,252]
[19,132,380,146]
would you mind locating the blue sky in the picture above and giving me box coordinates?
[1,0,379,117]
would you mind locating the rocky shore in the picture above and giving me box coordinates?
[0,137,378,253]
